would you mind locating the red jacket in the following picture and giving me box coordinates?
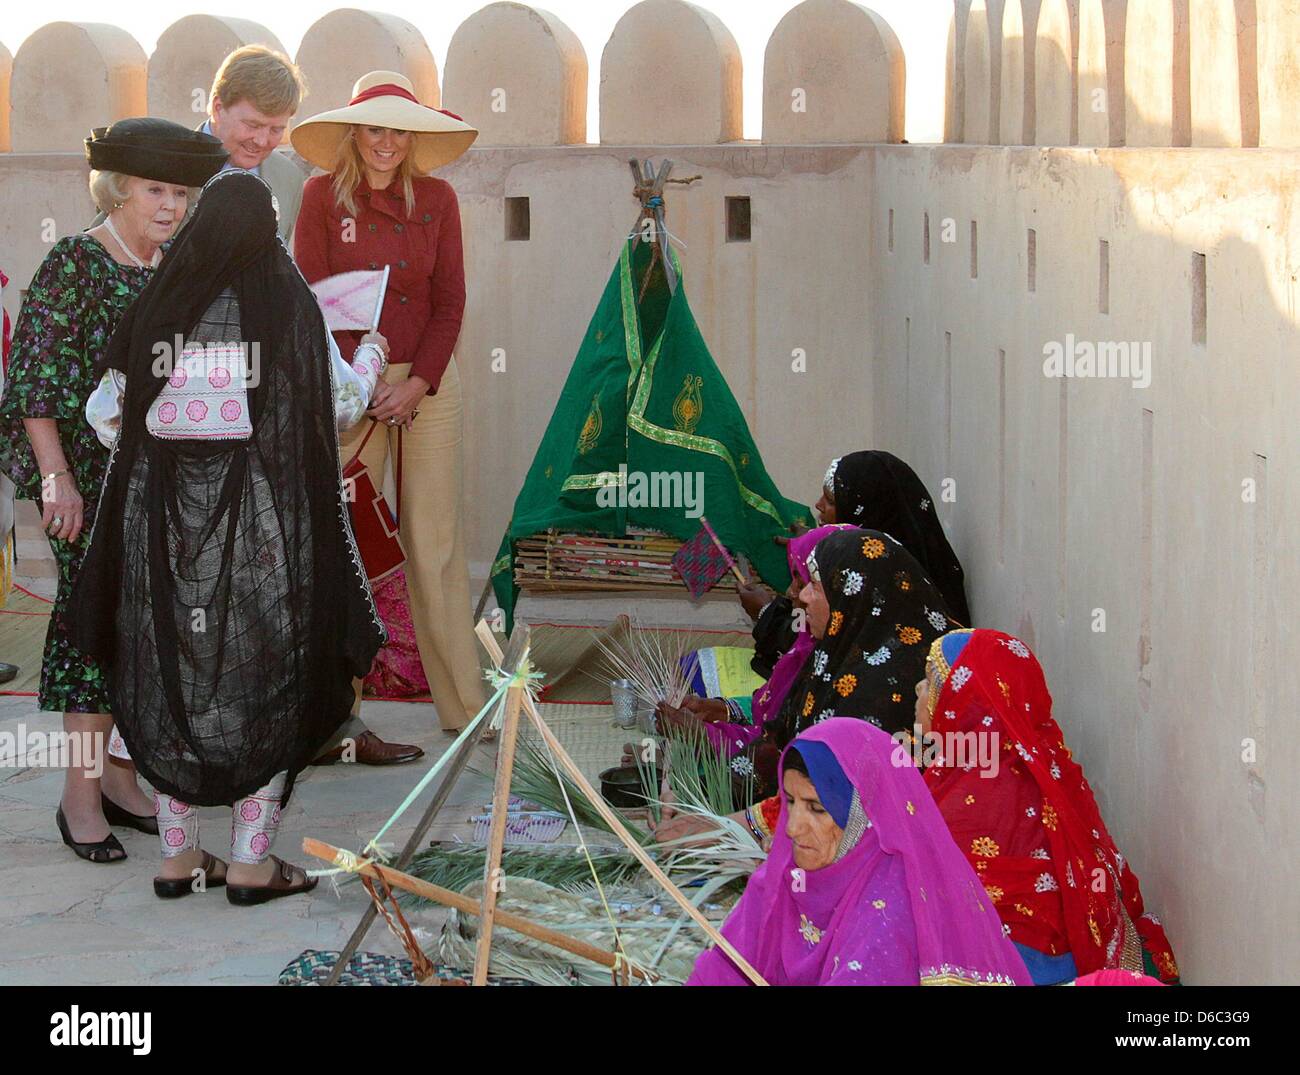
[294,173,466,394]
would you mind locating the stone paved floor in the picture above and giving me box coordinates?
[0,693,494,985]
[0,559,748,985]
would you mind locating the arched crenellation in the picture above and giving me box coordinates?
[762,0,905,144]
[1257,0,1300,147]
[1124,0,1190,146]
[1189,0,1258,147]
[10,22,147,152]
[1035,0,1078,145]
[1077,0,1127,147]
[946,1,973,142]
[295,8,440,125]
[1000,0,1042,145]
[599,0,742,145]
[443,3,588,146]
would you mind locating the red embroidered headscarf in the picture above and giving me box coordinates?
[922,628,1179,982]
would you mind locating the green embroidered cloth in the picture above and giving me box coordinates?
[491,238,811,630]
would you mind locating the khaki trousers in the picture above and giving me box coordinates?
[342,358,485,730]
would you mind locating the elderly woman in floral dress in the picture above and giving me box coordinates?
[0,119,227,863]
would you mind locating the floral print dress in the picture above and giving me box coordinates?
[0,235,152,713]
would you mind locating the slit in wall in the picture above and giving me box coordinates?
[998,348,1007,565]
[1098,239,1110,314]
[725,196,751,242]
[1027,228,1037,293]
[888,208,894,253]
[923,212,931,265]
[1057,377,1068,621]
[970,221,978,279]
[944,332,953,471]
[1249,452,1269,793]
[1192,251,1207,345]
[1138,408,1154,712]
[904,317,911,444]
[505,196,530,241]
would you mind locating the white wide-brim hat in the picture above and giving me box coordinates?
[290,71,477,174]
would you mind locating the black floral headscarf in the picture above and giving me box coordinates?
[772,528,959,746]
[830,451,971,625]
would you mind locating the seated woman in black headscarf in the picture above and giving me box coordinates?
[70,169,388,903]
[678,449,971,744]
[734,452,971,681]
[657,528,960,845]
[817,451,970,625]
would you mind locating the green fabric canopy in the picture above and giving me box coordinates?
[490,237,812,631]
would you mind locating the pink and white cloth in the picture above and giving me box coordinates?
[87,337,383,449]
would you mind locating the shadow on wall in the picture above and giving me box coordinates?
[871,137,1297,984]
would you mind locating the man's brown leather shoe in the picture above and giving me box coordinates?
[312,730,425,766]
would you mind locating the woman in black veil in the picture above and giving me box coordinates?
[71,169,388,902]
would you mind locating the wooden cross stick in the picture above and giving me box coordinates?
[472,622,531,986]
[322,616,504,986]
[475,625,768,986]
[303,839,657,983]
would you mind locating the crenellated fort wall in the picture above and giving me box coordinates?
[1,1,1297,983]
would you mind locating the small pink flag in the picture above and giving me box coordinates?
[309,266,390,332]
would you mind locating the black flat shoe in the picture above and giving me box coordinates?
[101,791,159,836]
[56,806,127,864]
[153,851,228,899]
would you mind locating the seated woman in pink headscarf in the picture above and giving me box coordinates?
[656,524,860,765]
[687,719,1031,986]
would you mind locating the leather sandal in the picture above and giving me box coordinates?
[225,855,318,906]
[153,850,228,899]
[56,806,127,864]
[102,791,160,836]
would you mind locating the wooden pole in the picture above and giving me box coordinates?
[472,572,495,623]
[475,626,768,986]
[323,617,500,986]
[472,624,530,986]
[302,838,657,983]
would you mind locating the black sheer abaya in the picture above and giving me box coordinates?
[69,170,385,806]
[831,450,972,625]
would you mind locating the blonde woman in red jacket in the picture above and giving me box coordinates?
[293,72,485,741]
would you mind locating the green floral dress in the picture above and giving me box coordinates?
[0,235,152,713]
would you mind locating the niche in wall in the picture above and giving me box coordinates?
[726,196,751,242]
[505,196,530,241]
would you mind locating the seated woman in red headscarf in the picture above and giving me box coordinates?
[914,629,1180,984]
[687,719,1031,986]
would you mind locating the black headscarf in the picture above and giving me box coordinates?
[830,450,972,625]
[69,169,385,806]
[771,528,958,747]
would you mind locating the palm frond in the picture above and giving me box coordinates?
[405,843,643,899]
[588,615,701,710]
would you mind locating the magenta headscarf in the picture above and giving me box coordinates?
[687,719,1032,986]
[705,525,860,759]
